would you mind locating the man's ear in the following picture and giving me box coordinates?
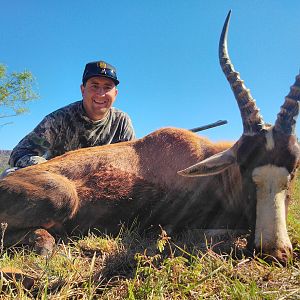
[80,84,85,96]
[114,87,118,97]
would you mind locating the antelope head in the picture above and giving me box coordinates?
[178,11,300,262]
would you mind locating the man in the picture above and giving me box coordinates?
[3,60,135,175]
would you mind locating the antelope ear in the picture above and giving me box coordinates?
[178,149,236,177]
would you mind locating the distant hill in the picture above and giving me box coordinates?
[0,150,11,172]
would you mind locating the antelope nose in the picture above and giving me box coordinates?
[270,245,293,264]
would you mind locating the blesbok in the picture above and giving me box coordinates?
[0,11,299,262]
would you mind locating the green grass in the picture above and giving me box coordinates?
[0,170,300,299]
[288,170,300,248]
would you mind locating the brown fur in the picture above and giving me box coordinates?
[1,127,298,263]
[0,128,235,245]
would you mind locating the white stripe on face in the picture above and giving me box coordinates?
[252,165,292,258]
[265,128,275,151]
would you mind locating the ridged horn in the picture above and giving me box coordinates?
[219,10,265,135]
[274,73,300,135]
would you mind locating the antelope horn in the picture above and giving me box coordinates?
[274,73,300,135]
[219,10,265,135]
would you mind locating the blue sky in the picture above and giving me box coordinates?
[1,1,300,150]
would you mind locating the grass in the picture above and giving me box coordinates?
[288,170,300,249]
[0,170,299,299]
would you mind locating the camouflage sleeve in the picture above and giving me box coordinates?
[9,114,59,168]
[119,114,136,141]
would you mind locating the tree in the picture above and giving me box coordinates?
[0,64,38,127]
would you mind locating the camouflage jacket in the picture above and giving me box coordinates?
[9,100,135,168]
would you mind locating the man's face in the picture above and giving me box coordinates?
[81,77,118,121]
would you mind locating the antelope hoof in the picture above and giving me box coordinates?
[29,229,55,256]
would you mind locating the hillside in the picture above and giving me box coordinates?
[0,150,11,172]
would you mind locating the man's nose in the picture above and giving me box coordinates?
[95,87,106,96]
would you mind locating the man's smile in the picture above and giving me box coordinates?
[93,98,108,107]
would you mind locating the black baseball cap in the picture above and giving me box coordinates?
[82,60,119,85]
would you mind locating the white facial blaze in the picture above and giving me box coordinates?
[265,128,275,151]
[252,165,292,255]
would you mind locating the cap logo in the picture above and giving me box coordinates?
[98,61,107,69]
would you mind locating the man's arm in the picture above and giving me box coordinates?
[118,114,135,142]
[9,115,58,168]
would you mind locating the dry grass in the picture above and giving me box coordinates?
[0,170,299,299]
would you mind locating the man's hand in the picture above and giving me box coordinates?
[27,156,47,166]
[16,155,47,168]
